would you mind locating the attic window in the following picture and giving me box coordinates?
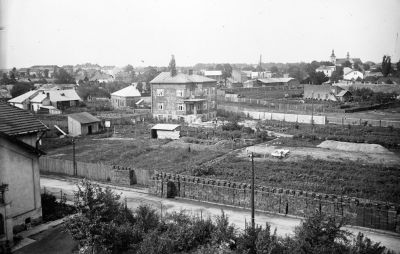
[61,93,65,96]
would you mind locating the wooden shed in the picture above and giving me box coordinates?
[68,112,101,137]
[151,124,181,139]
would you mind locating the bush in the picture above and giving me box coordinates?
[41,192,75,222]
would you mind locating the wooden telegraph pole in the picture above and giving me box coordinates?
[251,152,255,229]
[72,137,77,176]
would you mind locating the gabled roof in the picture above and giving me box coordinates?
[111,85,141,97]
[46,89,82,102]
[68,112,101,124]
[150,72,216,84]
[151,124,180,131]
[0,131,46,156]
[336,90,351,97]
[8,90,39,103]
[0,102,48,135]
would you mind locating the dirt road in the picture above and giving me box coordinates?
[40,176,400,252]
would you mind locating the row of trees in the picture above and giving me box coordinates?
[65,180,392,254]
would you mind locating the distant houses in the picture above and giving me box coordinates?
[343,69,364,81]
[111,84,142,109]
[316,65,335,77]
[8,88,82,112]
[304,84,352,102]
[150,69,217,123]
[0,102,48,242]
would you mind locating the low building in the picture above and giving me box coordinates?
[150,124,180,139]
[343,69,364,81]
[336,90,352,102]
[0,102,48,244]
[8,89,82,112]
[231,70,248,83]
[150,71,217,123]
[226,78,242,88]
[67,112,101,136]
[203,70,223,83]
[111,84,141,109]
[316,65,335,77]
[257,78,300,87]
[304,84,345,101]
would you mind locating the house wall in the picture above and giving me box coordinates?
[304,85,341,100]
[156,130,180,140]
[151,82,217,122]
[0,137,42,232]
[80,122,100,135]
[111,95,140,109]
[67,117,81,136]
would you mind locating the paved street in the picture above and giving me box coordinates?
[41,176,400,252]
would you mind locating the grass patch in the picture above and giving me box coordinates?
[181,155,400,204]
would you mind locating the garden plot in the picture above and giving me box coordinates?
[240,141,400,166]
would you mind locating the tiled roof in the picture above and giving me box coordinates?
[0,102,48,135]
[111,85,141,97]
[68,112,101,124]
[150,72,216,84]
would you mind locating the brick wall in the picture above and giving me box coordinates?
[150,172,400,233]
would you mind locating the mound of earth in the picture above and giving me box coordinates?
[317,140,390,154]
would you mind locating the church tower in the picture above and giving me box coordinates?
[330,49,336,64]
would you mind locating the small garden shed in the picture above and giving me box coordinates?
[68,112,101,137]
[151,124,181,139]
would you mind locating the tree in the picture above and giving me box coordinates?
[270,66,279,73]
[169,55,177,76]
[10,82,34,97]
[330,66,343,83]
[65,179,136,253]
[54,68,75,84]
[381,55,392,77]
[124,64,134,73]
[342,61,352,68]
[290,211,350,253]
[362,63,370,71]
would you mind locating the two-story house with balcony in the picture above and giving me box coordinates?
[150,70,217,123]
[0,102,48,247]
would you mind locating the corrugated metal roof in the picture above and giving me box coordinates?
[0,102,48,135]
[150,72,216,84]
[151,124,180,131]
[68,112,101,124]
[111,85,141,97]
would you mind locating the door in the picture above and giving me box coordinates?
[88,125,92,134]
[0,213,4,237]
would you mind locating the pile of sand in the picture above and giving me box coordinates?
[317,140,390,154]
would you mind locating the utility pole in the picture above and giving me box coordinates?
[311,91,314,132]
[251,152,255,229]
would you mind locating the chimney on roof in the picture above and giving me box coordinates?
[46,92,50,98]
[169,54,177,77]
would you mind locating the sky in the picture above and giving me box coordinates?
[1,0,400,69]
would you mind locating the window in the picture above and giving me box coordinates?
[157,103,164,110]
[177,104,184,111]
[176,89,184,97]
[204,89,208,95]
[156,89,164,96]
[203,102,207,110]
[211,87,216,94]
[197,104,201,110]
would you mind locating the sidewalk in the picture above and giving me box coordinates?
[12,217,67,252]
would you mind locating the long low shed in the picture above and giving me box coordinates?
[151,124,181,139]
